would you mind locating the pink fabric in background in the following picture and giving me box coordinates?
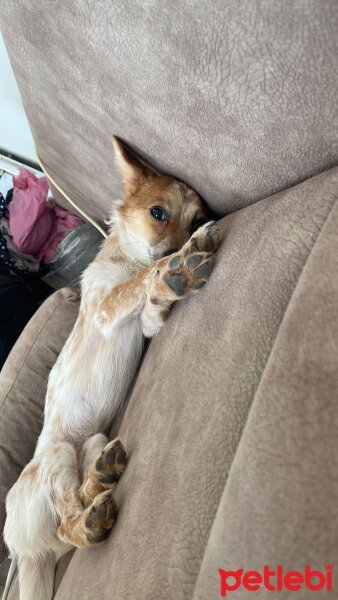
[38,206,83,261]
[9,169,54,255]
[9,168,84,262]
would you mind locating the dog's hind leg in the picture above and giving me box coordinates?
[5,440,117,557]
[46,440,118,547]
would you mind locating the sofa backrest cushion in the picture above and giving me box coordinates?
[1,1,338,220]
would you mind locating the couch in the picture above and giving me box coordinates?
[1,1,338,598]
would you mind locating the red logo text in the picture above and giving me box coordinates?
[218,565,333,595]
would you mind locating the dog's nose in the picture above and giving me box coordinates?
[163,247,178,257]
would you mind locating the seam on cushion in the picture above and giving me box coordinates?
[191,196,338,599]
[0,299,62,412]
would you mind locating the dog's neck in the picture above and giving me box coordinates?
[98,221,152,269]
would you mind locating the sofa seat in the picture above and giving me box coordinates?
[3,166,338,598]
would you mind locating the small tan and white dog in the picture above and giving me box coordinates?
[4,138,220,600]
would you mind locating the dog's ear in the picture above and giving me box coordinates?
[112,137,157,196]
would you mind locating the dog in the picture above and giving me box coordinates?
[4,138,220,600]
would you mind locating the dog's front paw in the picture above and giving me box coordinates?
[158,222,220,299]
[185,221,221,254]
[150,245,215,302]
[143,221,220,325]
[163,251,214,296]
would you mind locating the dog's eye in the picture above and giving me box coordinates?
[150,206,168,222]
[192,219,206,232]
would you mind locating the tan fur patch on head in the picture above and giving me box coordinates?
[119,177,209,258]
[112,137,210,261]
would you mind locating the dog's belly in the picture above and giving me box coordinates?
[38,317,144,450]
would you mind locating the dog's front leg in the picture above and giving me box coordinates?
[96,265,158,332]
[141,222,220,337]
[97,222,220,336]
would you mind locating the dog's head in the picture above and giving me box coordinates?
[112,137,210,263]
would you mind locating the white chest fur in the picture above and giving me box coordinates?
[38,254,144,449]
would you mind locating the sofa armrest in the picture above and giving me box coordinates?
[0,288,79,563]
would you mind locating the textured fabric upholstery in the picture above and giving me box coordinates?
[194,180,338,600]
[1,1,338,220]
[6,168,338,598]
[52,167,338,599]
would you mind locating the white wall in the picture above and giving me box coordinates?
[0,31,36,162]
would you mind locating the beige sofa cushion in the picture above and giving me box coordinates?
[194,176,338,599]
[50,168,337,599]
[0,288,80,564]
[4,167,338,598]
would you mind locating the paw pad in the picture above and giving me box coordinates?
[164,273,188,296]
[202,232,214,252]
[169,255,182,270]
[85,490,117,544]
[192,222,220,253]
[186,254,203,269]
[191,279,206,290]
[96,439,127,484]
[193,261,212,279]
